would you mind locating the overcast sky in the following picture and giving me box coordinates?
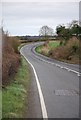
[1,1,79,36]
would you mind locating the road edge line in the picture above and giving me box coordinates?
[33,46,81,76]
[20,49,48,119]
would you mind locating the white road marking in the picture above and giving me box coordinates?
[20,48,48,119]
[60,66,64,69]
[33,47,81,76]
[54,90,79,96]
[34,54,81,76]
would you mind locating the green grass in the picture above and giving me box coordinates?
[35,45,43,53]
[48,41,60,49]
[2,57,30,118]
[35,41,60,54]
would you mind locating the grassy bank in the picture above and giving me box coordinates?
[35,38,80,64]
[35,41,60,56]
[2,56,30,118]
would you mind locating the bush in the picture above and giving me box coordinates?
[2,31,20,86]
[9,37,20,54]
[48,37,80,64]
[49,46,70,59]
[66,37,79,52]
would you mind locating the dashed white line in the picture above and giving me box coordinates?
[20,48,48,119]
[33,47,81,76]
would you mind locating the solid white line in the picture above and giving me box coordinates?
[20,49,48,119]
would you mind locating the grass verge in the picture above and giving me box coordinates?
[35,45,43,53]
[35,38,80,64]
[48,41,60,49]
[35,41,60,55]
[2,56,30,118]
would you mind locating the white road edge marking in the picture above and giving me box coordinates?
[33,49,81,76]
[20,49,48,119]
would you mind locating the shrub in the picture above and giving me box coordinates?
[66,37,79,53]
[49,46,70,59]
[48,37,80,64]
[2,30,20,86]
[9,37,20,54]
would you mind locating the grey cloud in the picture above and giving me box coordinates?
[2,2,79,35]
[2,2,78,19]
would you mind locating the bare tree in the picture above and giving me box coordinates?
[39,25,54,37]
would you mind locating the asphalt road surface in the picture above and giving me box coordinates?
[20,42,79,119]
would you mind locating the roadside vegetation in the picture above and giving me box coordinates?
[36,20,81,64]
[2,28,30,118]
[49,37,80,64]
[2,29,20,86]
[2,57,30,118]
[35,40,60,56]
[36,37,81,64]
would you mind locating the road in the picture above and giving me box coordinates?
[20,42,79,119]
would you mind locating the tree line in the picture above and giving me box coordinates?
[18,20,81,42]
[39,20,81,41]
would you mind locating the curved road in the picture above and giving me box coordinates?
[20,42,79,118]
